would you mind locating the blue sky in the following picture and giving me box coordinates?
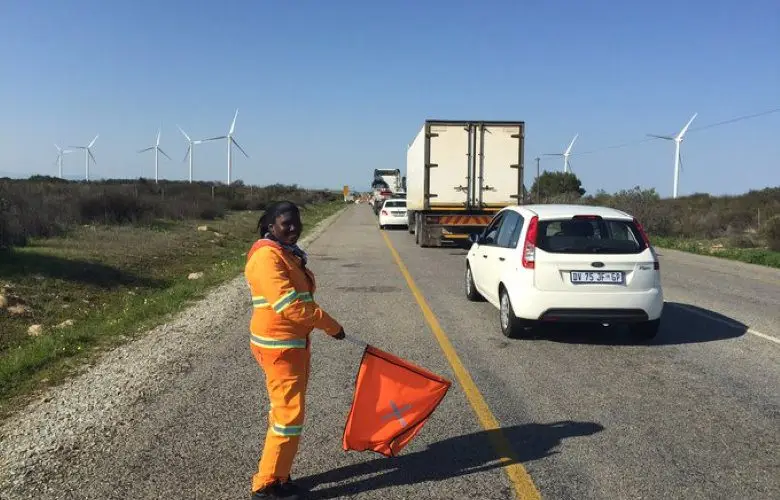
[1,0,778,197]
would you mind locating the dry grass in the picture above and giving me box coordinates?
[0,200,343,417]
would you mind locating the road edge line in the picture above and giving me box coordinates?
[380,231,541,500]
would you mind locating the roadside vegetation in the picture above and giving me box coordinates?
[0,176,342,416]
[529,172,780,269]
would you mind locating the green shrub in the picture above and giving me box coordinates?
[764,215,780,252]
[0,179,338,248]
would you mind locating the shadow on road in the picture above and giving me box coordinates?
[539,301,748,346]
[300,420,604,498]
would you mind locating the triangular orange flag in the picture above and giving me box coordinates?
[342,345,452,457]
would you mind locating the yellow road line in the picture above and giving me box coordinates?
[380,231,542,500]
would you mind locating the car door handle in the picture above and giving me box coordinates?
[482,254,487,258]
[498,257,505,261]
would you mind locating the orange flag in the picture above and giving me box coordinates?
[342,345,452,457]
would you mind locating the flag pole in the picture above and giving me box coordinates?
[344,334,368,348]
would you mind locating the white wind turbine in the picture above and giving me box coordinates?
[54,144,73,178]
[544,134,578,173]
[202,109,249,184]
[178,125,203,183]
[69,134,99,181]
[647,113,697,199]
[138,128,172,183]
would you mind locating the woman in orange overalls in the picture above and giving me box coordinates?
[245,201,345,499]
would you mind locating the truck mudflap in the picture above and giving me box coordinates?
[413,212,497,247]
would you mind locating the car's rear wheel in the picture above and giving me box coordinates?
[465,264,483,302]
[499,287,532,338]
[629,319,660,340]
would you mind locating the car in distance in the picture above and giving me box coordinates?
[378,198,409,230]
[464,204,663,339]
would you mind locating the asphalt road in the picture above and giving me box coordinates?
[20,204,780,499]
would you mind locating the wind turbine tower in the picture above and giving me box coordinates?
[69,135,99,181]
[54,144,73,178]
[178,125,203,183]
[203,109,249,184]
[138,128,172,183]
[544,134,579,173]
[647,113,697,199]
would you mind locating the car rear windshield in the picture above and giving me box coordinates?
[384,201,406,208]
[536,217,647,254]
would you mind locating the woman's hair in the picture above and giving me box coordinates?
[256,200,301,236]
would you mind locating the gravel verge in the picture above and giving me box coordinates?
[0,206,347,497]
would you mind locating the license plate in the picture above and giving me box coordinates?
[391,211,405,216]
[570,271,624,284]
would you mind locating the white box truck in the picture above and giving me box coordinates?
[371,168,404,214]
[373,169,403,193]
[406,120,526,247]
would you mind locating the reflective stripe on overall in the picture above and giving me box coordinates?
[250,337,311,491]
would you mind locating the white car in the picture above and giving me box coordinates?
[464,204,663,339]
[378,198,408,229]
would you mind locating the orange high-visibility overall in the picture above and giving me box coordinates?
[244,238,342,492]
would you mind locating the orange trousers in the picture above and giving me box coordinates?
[251,342,311,492]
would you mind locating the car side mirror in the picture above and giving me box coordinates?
[468,233,481,244]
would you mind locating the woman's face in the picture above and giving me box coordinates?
[270,211,302,245]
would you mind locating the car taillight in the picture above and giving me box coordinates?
[381,210,388,215]
[522,216,538,269]
[633,217,660,270]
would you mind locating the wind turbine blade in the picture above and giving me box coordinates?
[88,134,99,148]
[192,140,204,145]
[177,125,191,142]
[156,129,161,146]
[232,138,249,158]
[677,112,698,139]
[646,134,674,140]
[138,146,154,153]
[543,153,563,157]
[88,150,96,164]
[159,148,173,161]
[54,143,61,151]
[69,145,86,149]
[203,135,227,141]
[565,134,579,155]
[229,109,239,135]
[183,145,191,162]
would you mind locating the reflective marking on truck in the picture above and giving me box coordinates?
[437,215,494,225]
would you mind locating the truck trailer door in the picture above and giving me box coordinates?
[427,123,473,208]
[476,123,524,207]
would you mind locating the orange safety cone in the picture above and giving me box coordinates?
[342,335,452,457]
